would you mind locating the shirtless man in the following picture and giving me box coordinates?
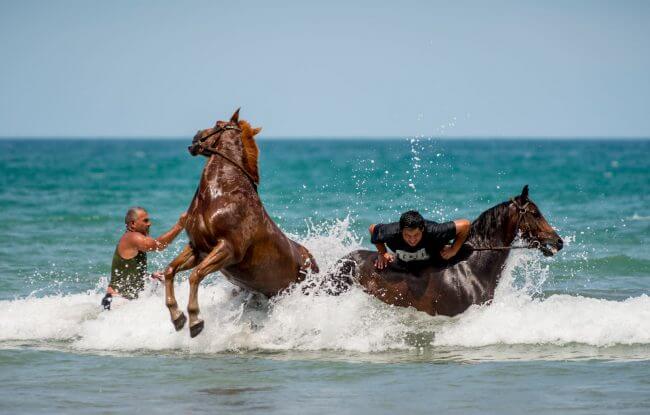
[101,207,187,309]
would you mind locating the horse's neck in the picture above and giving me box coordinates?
[214,139,243,164]
[465,202,518,286]
[467,203,517,248]
[200,145,256,195]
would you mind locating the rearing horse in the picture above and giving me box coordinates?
[331,186,563,316]
[164,109,318,337]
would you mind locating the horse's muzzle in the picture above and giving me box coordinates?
[540,237,563,256]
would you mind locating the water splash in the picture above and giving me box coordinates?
[1,221,649,356]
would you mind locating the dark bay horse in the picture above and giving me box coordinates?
[330,186,563,316]
[164,109,319,337]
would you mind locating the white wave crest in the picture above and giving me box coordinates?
[627,213,650,221]
[434,293,650,347]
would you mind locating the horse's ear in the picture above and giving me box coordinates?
[230,108,240,123]
[253,127,262,136]
[521,185,529,200]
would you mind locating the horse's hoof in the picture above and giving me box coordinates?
[189,320,204,338]
[172,313,187,331]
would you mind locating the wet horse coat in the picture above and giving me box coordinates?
[163,110,318,337]
[331,186,563,316]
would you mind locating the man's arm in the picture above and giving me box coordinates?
[132,213,187,252]
[369,224,394,269]
[440,219,471,260]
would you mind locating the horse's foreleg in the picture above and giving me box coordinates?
[187,240,233,338]
[164,245,197,331]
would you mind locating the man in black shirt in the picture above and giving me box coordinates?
[369,210,470,271]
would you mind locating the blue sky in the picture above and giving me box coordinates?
[1,0,649,138]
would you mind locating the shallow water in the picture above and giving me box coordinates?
[0,138,649,413]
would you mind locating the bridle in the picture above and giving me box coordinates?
[192,124,259,192]
[470,198,543,252]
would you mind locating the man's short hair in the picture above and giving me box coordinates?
[125,206,146,225]
[399,210,425,230]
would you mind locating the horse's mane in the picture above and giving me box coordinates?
[469,201,511,244]
[238,120,261,183]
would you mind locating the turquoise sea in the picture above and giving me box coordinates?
[0,138,649,414]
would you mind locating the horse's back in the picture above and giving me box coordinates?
[331,249,492,316]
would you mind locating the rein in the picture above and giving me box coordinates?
[469,241,541,251]
[469,198,542,252]
[196,124,259,192]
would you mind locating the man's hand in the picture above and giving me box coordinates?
[101,293,113,310]
[178,212,188,228]
[374,252,394,270]
[439,219,470,260]
[440,245,458,260]
[151,271,164,282]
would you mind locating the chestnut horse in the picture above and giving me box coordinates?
[330,186,563,316]
[164,109,318,337]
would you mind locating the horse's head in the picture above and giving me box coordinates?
[188,108,262,183]
[510,185,563,256]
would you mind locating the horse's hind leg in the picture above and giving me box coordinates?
[164,245,198,331]
[187,240,233,338]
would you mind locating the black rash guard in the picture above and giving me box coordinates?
[371,220,456,269]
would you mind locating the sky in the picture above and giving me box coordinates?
[1,0,649,138]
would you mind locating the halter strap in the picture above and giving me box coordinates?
[198,124,241,143]
[510,197,531,214]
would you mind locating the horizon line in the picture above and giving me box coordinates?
[1,135,649,141]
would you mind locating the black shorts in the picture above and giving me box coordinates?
[389,260,428,274]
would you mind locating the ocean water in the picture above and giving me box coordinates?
[0,138,649,414]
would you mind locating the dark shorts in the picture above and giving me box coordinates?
[389,260,429,274]
[389,255,449,274]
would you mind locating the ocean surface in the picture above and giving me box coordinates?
[0,138,649,414]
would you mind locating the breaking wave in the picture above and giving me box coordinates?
[1,219,649,357]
